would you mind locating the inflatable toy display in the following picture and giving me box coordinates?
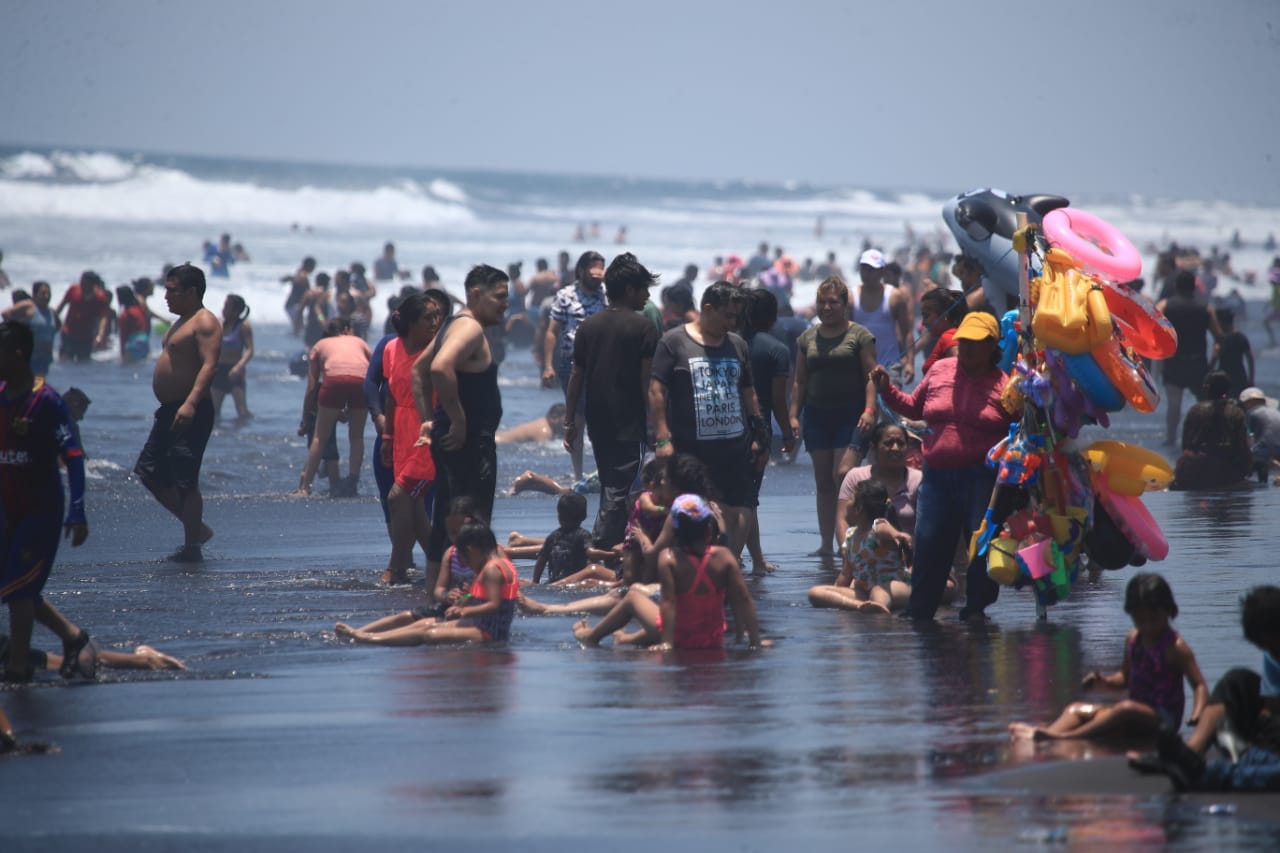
[942,188,1069,309]
[946,199,1178,618]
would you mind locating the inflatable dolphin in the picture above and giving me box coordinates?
[942,188,1070,309]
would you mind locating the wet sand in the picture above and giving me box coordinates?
[3,324,1280,850]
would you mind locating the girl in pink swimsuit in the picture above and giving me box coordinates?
[1009,573,1210,741]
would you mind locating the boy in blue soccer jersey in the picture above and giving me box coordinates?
[0,321,91,682]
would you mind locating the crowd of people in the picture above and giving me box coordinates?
[1,237,1278,794]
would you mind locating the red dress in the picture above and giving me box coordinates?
[382,337,435,492]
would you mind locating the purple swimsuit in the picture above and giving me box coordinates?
[1127,628,1185,728]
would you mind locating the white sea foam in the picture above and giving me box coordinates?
[2,148,1279,326]
[0,152,474,229]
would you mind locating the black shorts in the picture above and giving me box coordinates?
[1162,356,1208,394]
[676,436,753,508]
[427,433,498,561]
[60,335,94,362]
[134,398,216,493]
[211,363,245,394]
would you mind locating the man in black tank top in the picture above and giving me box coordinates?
[1158,270,1223,446]
[412,265,509,596]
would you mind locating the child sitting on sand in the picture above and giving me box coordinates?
[336,498,486,643]
[808,479,912,615]
[338,520,518,645]
[1009,572,1209,742]
[1129,584,1280,791]
[531,493,615,586]
[571,494,767,651]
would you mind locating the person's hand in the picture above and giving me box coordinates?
[563,420,578,454]
[541,367,556,388]
[380,439,393,468]
[374,414,387,435]
[172,402,196,431]
[752,441,769,472]
[654,440,674,459]
[439,418,466,451]
[857,407,876,433]
[229,364,244,380]
[1081,671,1101,688]
[446,588,464,604]
[781,431,796,455]
[337,408,349,424]
[900,361,914,385]
[445,604,463,620]
[868,364,889,390]
[413,420,432,447]
[64,522,88,546]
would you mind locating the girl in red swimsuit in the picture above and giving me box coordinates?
[572,494,768,651]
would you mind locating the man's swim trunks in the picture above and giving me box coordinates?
[134,398,215,492]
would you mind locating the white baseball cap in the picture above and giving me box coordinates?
[858,249,886,269]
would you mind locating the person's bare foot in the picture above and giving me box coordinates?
[1008,723,1049,741]
[572,619,600,647]
[334,623,357,639]
[517,594,548,615]
[134,645,185,670]
[509,471,537,496]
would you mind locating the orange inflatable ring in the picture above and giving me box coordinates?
[1101,282,1178,360]
[1093,334,1159,413]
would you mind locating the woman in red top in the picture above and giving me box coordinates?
[918,287,965,376]
[115,286,150,364]
[378,290,447,585]
[873,311,1013,622]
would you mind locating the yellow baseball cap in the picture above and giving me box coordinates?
[953,311,999,342]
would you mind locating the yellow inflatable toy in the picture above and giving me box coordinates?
[1084,440,1173,496]
[1031,248,1113,355]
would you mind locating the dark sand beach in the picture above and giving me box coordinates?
[3,324,1279,851]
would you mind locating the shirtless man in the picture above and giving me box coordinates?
[412,264,509,594]
[134,264,222,561]
[496,402,566,444]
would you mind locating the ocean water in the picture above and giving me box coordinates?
[3,145,1280,328]
[1,146,1280,850]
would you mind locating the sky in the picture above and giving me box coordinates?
[3,0,1279,202]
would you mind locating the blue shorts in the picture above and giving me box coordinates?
[0,513,63,604]
[802,405,868,453]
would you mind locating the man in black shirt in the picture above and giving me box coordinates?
[565,254,659,548]
[649,282,767,555]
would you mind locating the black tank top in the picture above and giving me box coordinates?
[1163,295,1209,361]
[430,314,503,438]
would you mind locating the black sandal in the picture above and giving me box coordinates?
[59,631,90,679]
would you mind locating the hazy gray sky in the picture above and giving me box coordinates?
[3,0,1278,201]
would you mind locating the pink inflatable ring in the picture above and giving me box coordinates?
[1042,208,1142,283]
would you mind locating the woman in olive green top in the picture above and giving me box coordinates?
[790,276,878,556]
